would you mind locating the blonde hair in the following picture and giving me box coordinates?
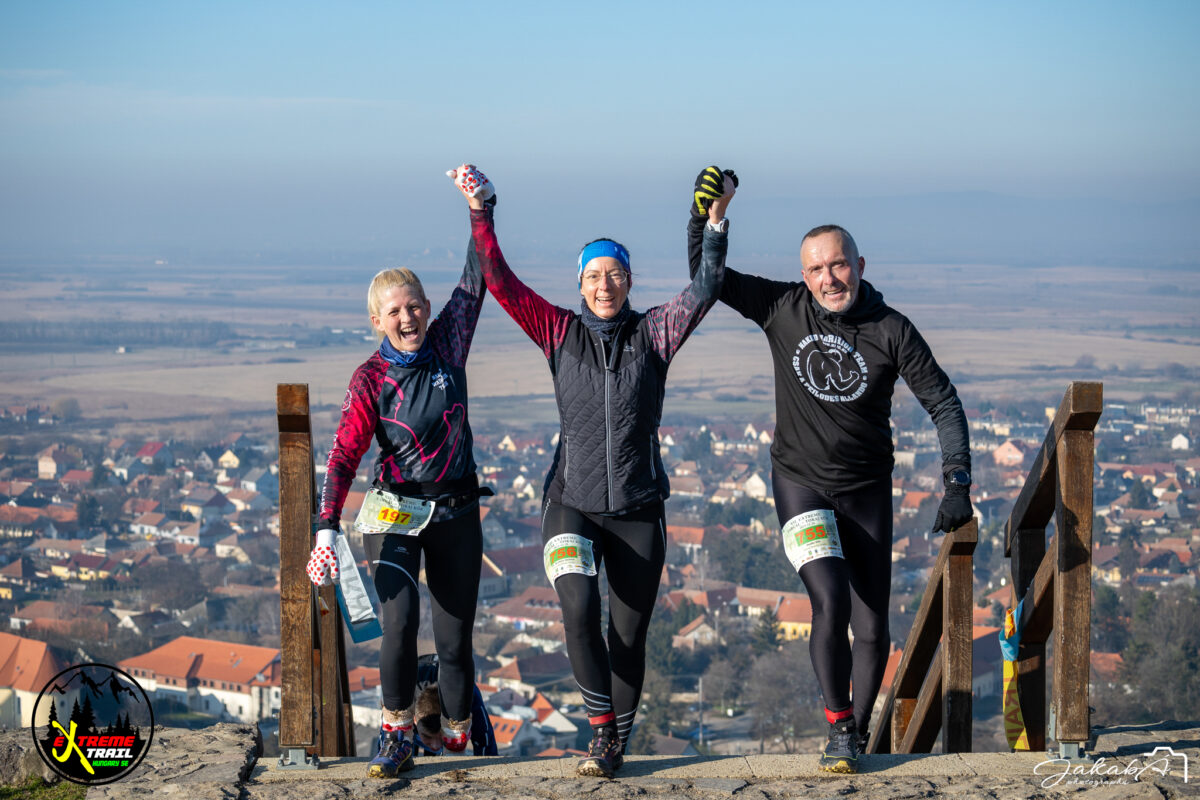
[367,268,427,340]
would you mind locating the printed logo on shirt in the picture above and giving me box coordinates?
[342,389,352,412]
[792,334,868,403]
[432,369,451,391]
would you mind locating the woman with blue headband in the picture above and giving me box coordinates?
[449,164,733,777]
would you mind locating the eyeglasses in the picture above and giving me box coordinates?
[581,270,628,287]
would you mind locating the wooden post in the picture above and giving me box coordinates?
[943,546,973,752]
[277,383,355,757]
[1053,428,1094,746]
[278,384,316,749]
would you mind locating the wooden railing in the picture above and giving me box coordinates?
[1002,381,1102,757]
[868,519,978,754]
[277,383,354,766]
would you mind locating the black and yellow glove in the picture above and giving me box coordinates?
[692,166,738,218]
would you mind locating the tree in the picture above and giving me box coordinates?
[745,642,821,753]
[76,495,102,529]
[1115,586,1200,722]
[753,606,780,654]
[1127,479,1153,510]
[51,397,81,421]
[1092,584,1128,653]
[77,695,97,736]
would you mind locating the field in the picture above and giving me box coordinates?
[1,258,1197,437]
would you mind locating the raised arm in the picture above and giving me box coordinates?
[685,167,795,328]
[426,236,487,368]
[448,165,572,359]
[645,175,732,361]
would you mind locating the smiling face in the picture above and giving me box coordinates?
[579,256,631,319]
[801,231,865,313]
[371,284,432,351]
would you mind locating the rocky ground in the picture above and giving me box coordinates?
[2,721,1197,799]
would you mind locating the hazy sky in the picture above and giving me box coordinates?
[2,1,1198,265]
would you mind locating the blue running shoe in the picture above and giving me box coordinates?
[818,717,859,774]
[368,728,414,778]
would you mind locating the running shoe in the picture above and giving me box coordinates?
[367,728,414,777]
[576,727,623,778]
[818,717,860,774]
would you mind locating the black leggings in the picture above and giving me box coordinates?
[772,472,893,733]
[543,500,666,749]
[365,505,482,720]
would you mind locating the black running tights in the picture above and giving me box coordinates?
[543,500,666,748]
[365,505,482,720]
[772,473,893,732]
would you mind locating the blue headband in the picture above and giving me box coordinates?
[577,240,630,281]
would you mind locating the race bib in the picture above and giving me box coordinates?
[781,509,843,571]
[543,533,597,584]
[354,488,436,536]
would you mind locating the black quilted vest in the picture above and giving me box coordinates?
[545,313,670,514]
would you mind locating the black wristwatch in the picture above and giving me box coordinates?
[947,469,971,488]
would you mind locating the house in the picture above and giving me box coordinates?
[672,614,718,651]
[776,594,813,641]
[119,635,281,723]
[1171,433,1190,451]
[135,442,174,467]
[482,545,544,591]
[180,485,234,520]
[0,556,39,600]
[900,491,934,516]
[489,714,546,756]
[648,734,701,756]
[529,692,582,749]
[0,632,64,727]
[240,467,278,498]
[666,526,705,561]
[486,586,563,630]
[10,600,113,639]
[992,440,1032,468]
[109,455,149,482]
[130,512,168,537]
[487,652,572,696]
[671,475,706,498]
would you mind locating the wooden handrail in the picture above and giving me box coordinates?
[1000,381,1101,755]
[868,519,977,754]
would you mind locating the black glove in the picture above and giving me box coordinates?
[933,484,973,533]
[692,166,738,218]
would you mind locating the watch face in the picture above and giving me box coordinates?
[950,470,971,487]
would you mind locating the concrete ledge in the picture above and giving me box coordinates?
[251,749,1061,782]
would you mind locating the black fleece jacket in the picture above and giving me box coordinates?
[687,217,969,492]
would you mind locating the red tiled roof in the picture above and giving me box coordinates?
[119,635,280,687]
[489,715,523,746]
[0,632,64,693]
[667,526,705,546]
[347,666,381,692]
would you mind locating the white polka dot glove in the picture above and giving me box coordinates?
[447,164,496,204]
[306,528,340,586]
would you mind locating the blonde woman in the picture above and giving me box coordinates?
[306,241,491,777]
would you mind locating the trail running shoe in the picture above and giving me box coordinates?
[819,717,860,774]
[368,728,414,777]
[576,727,623,778]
